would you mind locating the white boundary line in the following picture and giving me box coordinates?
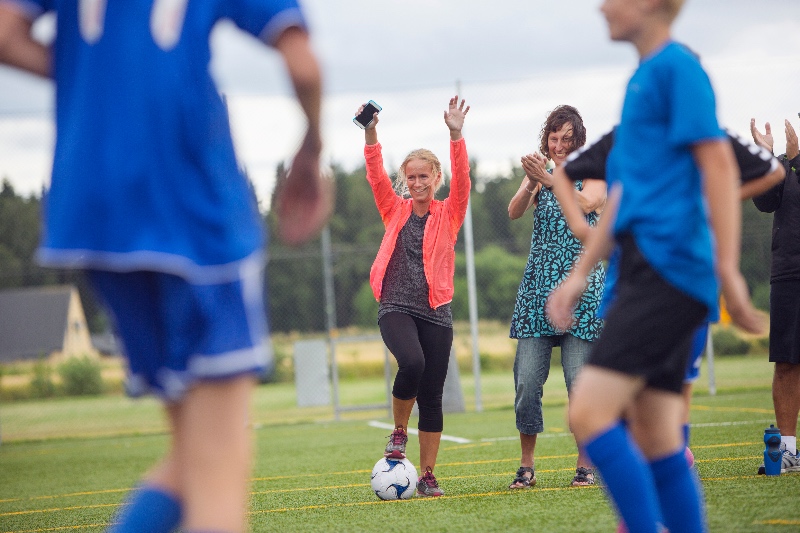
[370,419,774,445]
[368,420,472,444]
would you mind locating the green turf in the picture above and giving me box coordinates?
[1,356,799,532]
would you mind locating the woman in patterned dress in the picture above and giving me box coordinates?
[507,105,606,489]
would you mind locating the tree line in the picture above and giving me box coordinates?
[0,165,774,335]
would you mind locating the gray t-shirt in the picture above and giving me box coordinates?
[378,212,453,328]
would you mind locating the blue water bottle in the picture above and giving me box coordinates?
[764,425,782,476]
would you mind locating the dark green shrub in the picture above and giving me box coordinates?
[353,282,379,328]
[58,356,103,396]
[712,328,750,356]
[479,352,514,372]
[752,336,770,354]
[263,344,294,384]
[751,283,770,312]
[30,359,56,398]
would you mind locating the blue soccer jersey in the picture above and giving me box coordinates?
[606,41,726,313]
[18,0,307,283]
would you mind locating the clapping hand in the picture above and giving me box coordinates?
[785,119,798,160]
[750,118,774,153]
[521,153,553,189]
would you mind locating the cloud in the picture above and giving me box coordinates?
[0,0,798,202]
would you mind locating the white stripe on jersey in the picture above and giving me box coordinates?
[78,0,106,44]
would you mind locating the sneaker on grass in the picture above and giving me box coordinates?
[417,467,444,497]
[384,426,408,459]
[757,443,800,474]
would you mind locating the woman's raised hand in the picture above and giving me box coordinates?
[785,119,798,160]
[750,118,774,153]
[358,103,379,145]
[444,95,470,139]
[356,103,379,130]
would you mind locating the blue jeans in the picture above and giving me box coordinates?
[513,334,592,435]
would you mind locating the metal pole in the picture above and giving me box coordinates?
[321,226,340,415]
[321,225,336,333]
[459,76,482,413]
[705,325,716,396]
[464,197,482,412]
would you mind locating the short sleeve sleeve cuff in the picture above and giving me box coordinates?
[1,0,47,19]
[259,7,307,46]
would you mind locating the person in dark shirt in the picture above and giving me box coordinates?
[751,116,800,473]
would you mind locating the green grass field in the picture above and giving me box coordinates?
[1,355,799,532]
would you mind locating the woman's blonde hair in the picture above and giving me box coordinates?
[393,148,444,196]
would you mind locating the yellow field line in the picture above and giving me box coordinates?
[2,447,765,505]
[0,503,117,517]
[5,514,796,533]
[2,524,107,532]
[444,442,494,451]
[692,442,758,449]
[28,489,129,501]
[691,404,773,414]
[250,467,583,495]
[250,485,594,515]
[1,472,793,532]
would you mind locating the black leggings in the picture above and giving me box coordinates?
[378,312,453,433]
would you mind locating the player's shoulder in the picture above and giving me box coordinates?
[648,41,705,74]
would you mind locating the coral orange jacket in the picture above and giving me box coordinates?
[365,138,471,309]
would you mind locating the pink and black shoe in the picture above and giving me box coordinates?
[417,467,444,497]
[384,426,408,459]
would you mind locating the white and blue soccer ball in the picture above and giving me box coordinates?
[371,457,418,500]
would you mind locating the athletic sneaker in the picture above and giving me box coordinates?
[417,467,444,497]
[384,427,408,459]
[757,443,800,474]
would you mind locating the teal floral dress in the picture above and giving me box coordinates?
[509,179,604,340]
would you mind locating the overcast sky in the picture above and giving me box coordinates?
[1,0,799,204]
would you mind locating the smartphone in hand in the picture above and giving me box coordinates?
[354,100,382,129]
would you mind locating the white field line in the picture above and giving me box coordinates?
[367,420,472,444]
[370,419,774,445]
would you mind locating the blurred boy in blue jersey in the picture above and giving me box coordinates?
[0,1,331,532]
[550,126,783,533]
[545,0,765,532]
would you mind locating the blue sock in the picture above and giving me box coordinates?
[584,422,662,533]
[683,423,691,447]
[651,449,706,533]
[109,485,182,533]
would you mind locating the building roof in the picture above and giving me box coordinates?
[0,285,73,362]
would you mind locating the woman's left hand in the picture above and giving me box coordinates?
[785,119,799,160]
[444,95,470,135]
[546,274,586,332]
[521,153,553,188]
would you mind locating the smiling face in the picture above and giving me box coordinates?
[404,158,439,202]
[547,123,575,165]
[538,105,586,165]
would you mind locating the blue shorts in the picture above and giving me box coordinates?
[88,257,271,401]
[684,323,709,384]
